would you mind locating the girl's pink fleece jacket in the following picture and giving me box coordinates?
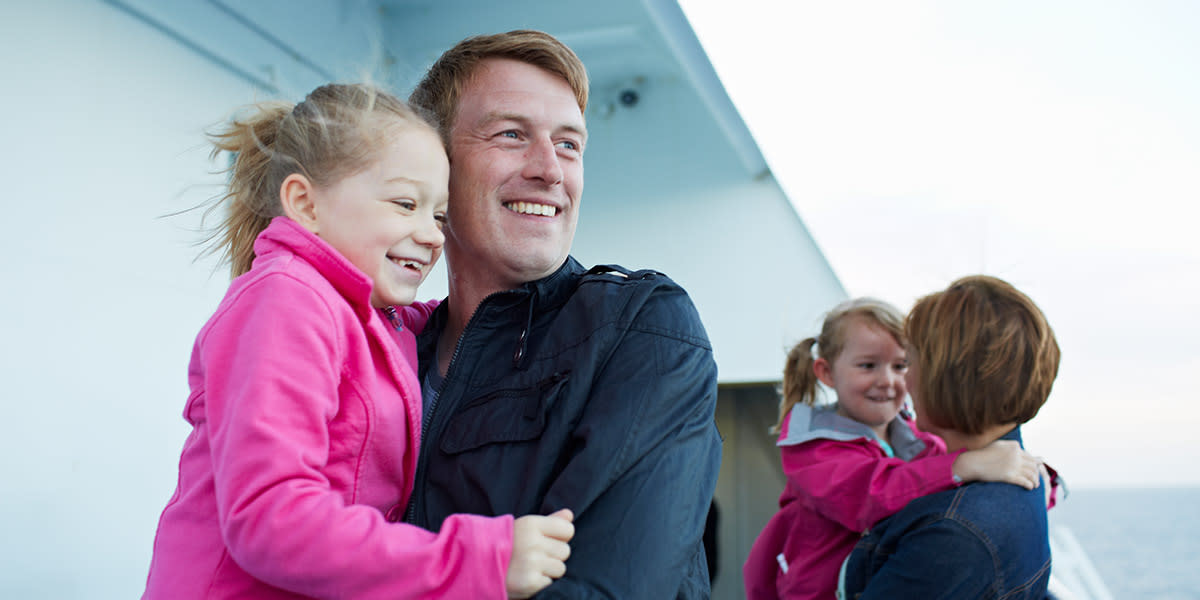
[143,217,513,599]
[742,404,961,600]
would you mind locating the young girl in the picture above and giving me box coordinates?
[742,298,1042,600]
[143,84,573,599]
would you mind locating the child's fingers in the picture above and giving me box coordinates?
[542,513,575,542]
[544,538,571,562]
[547,508,574,522]
[1024,460,1040,489]
[542,553,567,579]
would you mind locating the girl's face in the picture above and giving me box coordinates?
[815,318,909,439]
[311,124,450,307]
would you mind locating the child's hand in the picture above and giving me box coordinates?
[506,508,575,599]
[953,440,1042,490]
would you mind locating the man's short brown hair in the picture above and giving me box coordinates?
[906,275,1060,436]
[409,29,589,144]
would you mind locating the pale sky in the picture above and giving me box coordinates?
[679,0,1200,488]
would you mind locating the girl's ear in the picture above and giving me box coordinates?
[813,357,835,388]
[280,173,320,234]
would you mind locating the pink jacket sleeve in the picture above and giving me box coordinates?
[200,276,509,598]
[780,433,963,533]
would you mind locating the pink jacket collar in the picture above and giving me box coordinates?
[252,216,375,322]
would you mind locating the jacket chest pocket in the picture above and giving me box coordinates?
[439,373,570,455]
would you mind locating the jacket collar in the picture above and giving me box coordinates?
[416,256,586,375]
[779,403,928,461]
[252,216,376,322]
[518,256,585,308]
[999,425,1023,445]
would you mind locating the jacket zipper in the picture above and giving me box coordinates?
[405,290,516,525]
[382,306,402,331]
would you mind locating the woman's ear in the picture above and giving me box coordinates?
[813,357,835,387]
[280,173,320,233]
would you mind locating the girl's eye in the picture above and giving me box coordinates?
[391,199,416,210]
[434,213,448,227]
[858,362,876,369]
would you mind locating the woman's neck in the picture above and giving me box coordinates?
[941,422,1019,452]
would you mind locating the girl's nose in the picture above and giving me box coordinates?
[880,369,902,390]
[414,216,445,248]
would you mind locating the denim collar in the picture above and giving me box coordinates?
[998,424,1023,445]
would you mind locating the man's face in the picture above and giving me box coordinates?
[444,58,586,291]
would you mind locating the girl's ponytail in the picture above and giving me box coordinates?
[773,336,820,433]
[205,101,293,277]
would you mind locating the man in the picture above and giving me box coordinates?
[404,30,722,597]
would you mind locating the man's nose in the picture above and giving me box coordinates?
[522,137,564,185]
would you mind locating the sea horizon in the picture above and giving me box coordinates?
[1048,485,1199,600]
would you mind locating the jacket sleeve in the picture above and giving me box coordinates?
[201,274,511,599]
[781,437,962,532]
[536,284,722,599]
[858,519,996,599]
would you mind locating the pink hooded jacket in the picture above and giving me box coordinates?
[743,404,962,600]
[143,217,513,599]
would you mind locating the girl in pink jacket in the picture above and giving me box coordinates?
[742,298,1042,600]
[143,83,573,600]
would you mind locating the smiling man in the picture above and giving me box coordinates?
[402,30,722,597]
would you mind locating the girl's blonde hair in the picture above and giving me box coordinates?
[202,83,437,277]
[773,298,906,432]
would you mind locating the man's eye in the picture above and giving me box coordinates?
[500,130,519,139]
[557,140,578,151]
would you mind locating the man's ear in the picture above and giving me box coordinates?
[280,173,319,233]
[813,357,835,388]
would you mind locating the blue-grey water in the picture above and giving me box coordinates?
[1048,486,1200,600]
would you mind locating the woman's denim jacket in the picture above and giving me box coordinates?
[840,426,1052,599]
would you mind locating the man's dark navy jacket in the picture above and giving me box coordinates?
[406,256,722,598]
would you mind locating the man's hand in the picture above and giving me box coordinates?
[506,508,575,599]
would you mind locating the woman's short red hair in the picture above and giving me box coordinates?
[906,275,1060,436]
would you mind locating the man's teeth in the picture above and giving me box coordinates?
[506,202,557,217]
